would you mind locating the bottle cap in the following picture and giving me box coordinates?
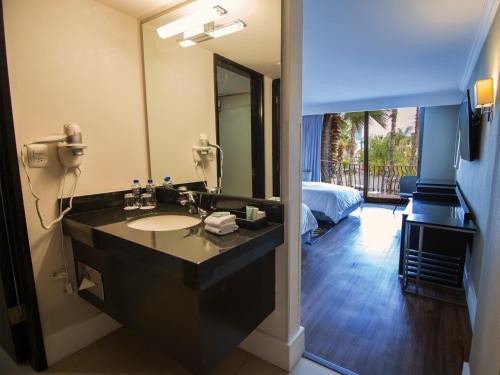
[148,179,153,184]
[164,176,171,181]
[133,179,139,183]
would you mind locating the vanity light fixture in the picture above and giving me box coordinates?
[475,78,494,122]
[208,19,246,39]
[179,39,197,47]
[156,5,227,39]
[178,19,246,48]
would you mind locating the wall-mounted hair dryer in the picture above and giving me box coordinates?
[192,133,223,193]
[21,123,86,230]
[27,123,87,168]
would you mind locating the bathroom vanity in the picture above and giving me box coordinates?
[62,190,284,375]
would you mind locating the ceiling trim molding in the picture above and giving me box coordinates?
[460,0,500,91]
[302,89,463,115]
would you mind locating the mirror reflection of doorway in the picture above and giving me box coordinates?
[214,54,265,198]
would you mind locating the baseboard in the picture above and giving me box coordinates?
[463,265,477,330]
[44,313,121,366]
[239,326,305,371]
[462,361,470,375]
[303,351,358,375]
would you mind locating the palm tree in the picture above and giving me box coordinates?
[389,109,398,166]
[342,111,390,163]
[321,114,333,162]
[337,121,351,163]
[330,113,343,162]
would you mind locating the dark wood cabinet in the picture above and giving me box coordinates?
[73,240,276,375]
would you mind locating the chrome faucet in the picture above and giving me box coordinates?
[178,189,208,219]
[178,190,199,215]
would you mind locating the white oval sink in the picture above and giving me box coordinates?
[126,215,201,232]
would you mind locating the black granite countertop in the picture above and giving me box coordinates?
[63,203,284,265]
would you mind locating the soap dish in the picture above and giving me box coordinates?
[231,210,268,230]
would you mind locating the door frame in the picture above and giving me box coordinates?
[213,54,265,198]
[272,79,281,197]
[0,2,47,371]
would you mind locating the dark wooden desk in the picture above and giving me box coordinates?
[399,192,476,291]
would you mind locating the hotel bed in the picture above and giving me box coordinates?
[302,181,363,224]
[301,203,318,244]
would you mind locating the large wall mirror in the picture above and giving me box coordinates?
[142,0,281,199]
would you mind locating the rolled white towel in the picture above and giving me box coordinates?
[205,224,238,235]
[204,214,237,227]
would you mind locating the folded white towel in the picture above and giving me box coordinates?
[204,214,237,227]
[205,224,238,235]
[206,221,236,231]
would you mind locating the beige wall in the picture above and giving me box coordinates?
[4,0,149,361]
[460,4,500,375]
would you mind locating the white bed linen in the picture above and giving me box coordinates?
[301,203,318,235]
[302,181,363,223]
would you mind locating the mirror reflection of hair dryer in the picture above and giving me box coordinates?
[192,133,223,194]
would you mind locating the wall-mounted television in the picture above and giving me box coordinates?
[458,89,481,161]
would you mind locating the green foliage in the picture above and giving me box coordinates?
[356,127,414,166]
[324,108,418,167]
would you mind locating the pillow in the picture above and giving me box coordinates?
[302,170,312,182]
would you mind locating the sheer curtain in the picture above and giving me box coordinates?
[302,115,323,182]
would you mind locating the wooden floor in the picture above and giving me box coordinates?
[301,204,472,375]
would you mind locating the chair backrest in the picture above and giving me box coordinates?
[399,175,418,194]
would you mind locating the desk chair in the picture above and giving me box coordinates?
[393,176,418,213]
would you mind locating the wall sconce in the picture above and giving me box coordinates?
[475,78,494,122]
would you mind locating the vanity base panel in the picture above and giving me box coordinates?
[72,240,276,375]
[199,250,275,374]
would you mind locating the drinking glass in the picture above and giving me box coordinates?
[124,193,137,210]
[140,193,155,209]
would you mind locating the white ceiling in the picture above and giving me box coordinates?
[302,0,498,114]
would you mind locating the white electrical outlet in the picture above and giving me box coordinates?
[26,144,49,168]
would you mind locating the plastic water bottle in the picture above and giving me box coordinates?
[131,179,141,207]
[163,176,173,189]
[145,178,157,206]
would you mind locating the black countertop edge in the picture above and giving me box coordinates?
[91,222,283,289]
[406,213,477,232]
[62,184,283,223]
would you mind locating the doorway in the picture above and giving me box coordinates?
[214,54,265,198]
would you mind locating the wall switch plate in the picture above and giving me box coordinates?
[26,144,49,168]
